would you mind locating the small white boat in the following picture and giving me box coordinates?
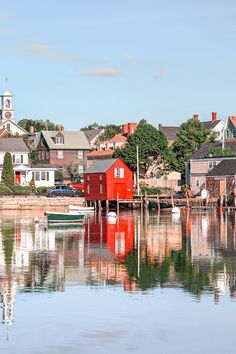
[68,205,94,213]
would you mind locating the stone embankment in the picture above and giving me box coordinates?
[0,196,84,210]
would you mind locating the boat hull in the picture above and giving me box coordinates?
[45,211,84,224]
[68,205,94,213]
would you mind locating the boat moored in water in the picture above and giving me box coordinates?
[45,211,85,224]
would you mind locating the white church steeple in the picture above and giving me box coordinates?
[1,90,15,122]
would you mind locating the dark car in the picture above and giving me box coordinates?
[47,185,83,197]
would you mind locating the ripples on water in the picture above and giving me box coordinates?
[0,210,236,353]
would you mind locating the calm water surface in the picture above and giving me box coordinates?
[0,210,235,353]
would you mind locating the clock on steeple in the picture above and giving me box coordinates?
[1,91,14,122]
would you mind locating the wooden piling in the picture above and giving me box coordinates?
[106,199,109,214]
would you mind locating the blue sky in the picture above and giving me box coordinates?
[1,0,236,129]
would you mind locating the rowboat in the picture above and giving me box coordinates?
[45,211,85,224]
[68,205,94,213]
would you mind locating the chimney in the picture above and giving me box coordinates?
[212,112,217,122]
[193,114,199,121]
[29,126,35,135]
[57,124,64,131]
[159,123,163,129]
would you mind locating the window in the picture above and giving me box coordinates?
[41,172,46,180]
[5,99,10,108]
[100,184,103,194]
[78,164,84,174]
[208,161,216,170]
[13,154,22,164]
[47,172,49,181]
[57,150,64,159]
[55,137,64,144]
[45,151,49,159]
[99,175,103,180]
[7,123,10,132]
[12,155,15,163]
[77,150,83,159]
[196,180,200,187]
[87,184,90,194]
[87,175,90,181]
[21,155,23,164]
[233,129,236,138]
[35,172,40,181]
[114,167,124,178]
[41,151,45,160]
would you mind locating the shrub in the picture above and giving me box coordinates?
[11,185,31,194]
[0,183,13,195]
[2,152,14,187]
[140,186,162,195]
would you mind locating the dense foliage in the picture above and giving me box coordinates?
[172,118,216,173]
[98,124,121,141]
[113,121,172,178]
[18,119,58,132]
[2,152,14,187]
[204,147,235,157]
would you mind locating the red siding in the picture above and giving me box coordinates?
[84,159,133,201]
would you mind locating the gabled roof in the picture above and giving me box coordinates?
[229,116,236,128]
[190,141,236,159]
[207,159,236,177]
[0,119,28,134]
[159,126,179,141]
[108,134,127,143]
[0,138,29,152]
[84,129,104,142]
[85,159,118,173]
[202,120,222,130]
[41,130,90,150]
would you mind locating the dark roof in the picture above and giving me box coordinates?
[84,159,118,173]
[0,138,29,152]
[159,126,179,141]
[207,159,236,177]
[190,141,236,159]
[202,120,221,130]
[84,129,104,142]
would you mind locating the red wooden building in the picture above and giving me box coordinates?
[84,158,133,201]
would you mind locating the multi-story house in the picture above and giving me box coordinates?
[225,116,236,139]
[37,129,91,179]
[0,138,55,187]
[186,140,236,194]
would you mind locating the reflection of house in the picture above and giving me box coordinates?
[84,158,133,201]
[0,138,55,187]
[37,128,90,179]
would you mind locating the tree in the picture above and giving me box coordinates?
[98,124,121,141]
[172,118,216,174]
[18,119,58,132]
[80,122,104,131]
[204,147,235,157]
[2,152,14,187]
[113,121,171,178]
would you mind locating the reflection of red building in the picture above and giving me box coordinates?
[84,216,136,290]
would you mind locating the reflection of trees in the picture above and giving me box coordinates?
[124,249,170,291]
[2,224,15,268]
[124,235,236,295]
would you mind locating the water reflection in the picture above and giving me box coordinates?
[1,210,236,325]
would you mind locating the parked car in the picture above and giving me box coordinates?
[46,185,83,197]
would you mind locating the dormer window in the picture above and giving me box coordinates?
[55,136,64,144]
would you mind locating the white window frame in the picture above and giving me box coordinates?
[57,150,64,159]
[77,150,83,159]
[100,184,103,194]
[114,167,124,178]
[87,184,90,194]
[56,137,64,144]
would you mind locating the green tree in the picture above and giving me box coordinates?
[204,147,235,157]
[98,124,121,141]
[172,118,216,174]
[2,152,14,187]
[18,119,58,132]
[113,121,170,178]
[80,122,104,131]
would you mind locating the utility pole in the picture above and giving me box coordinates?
[136,145,140,195]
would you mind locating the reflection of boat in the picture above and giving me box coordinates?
[44,211,84,224]
[107,212,117,221]
[47,223,85,231]
[68,205,94,213]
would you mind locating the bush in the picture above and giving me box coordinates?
[0,183,13,195]
[11,185,31,194]
[2,152,14,187]
[140,186,162,195]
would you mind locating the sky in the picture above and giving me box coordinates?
[1,0,236,129]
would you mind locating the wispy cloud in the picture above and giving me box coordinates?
[81,68,121,77]
[25,44,80,62]
[123,53,135,62]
